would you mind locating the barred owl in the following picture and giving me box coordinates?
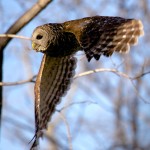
[30,16,144,149]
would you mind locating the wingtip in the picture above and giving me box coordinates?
[137,20,144,36]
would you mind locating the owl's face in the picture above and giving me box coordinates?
[32,25,57,53]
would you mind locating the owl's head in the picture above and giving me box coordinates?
[31,24,58,53]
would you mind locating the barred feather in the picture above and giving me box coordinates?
[63,16,144,61]
[30,55,76,150]
[82,17,144,61]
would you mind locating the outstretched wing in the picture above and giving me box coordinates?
[63,16,144,61]
[30,54,76,149]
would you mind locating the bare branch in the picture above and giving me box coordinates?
[132,71,150,80]
[74,68,129,79]
[0,34,31,41]
[0,69,150,86]
[58,100,100,112]
[130,80,149,104]
[57,112,73,150]
[74,68,150,103]
[74,68,150,80]
[0,75,36,86]
[0,67,149,104]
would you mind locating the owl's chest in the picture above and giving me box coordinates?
[46,32,80,57]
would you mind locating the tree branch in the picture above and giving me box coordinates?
[0,75,36,86]
[0,69,149,86]
[57,112,73,150]
[74,68,150,81]
[74,68,150,103]
[0,68,149,103]
[0,34,31,41]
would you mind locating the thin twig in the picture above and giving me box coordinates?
[0,34,31,40]
[74,68,150,103]
[74,68,128,79]
[57,112,73,150]
[0,75,36,86]
[59,100,99,112]
[0,69,150,86]
[74,68,150,80]
[0,68,149,103]
[131,71,150,80]
[130,80,149,104]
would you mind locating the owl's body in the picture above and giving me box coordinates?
[30,16,144,149]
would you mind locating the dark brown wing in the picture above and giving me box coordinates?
[63,16,144,61]
[30,54,76,149]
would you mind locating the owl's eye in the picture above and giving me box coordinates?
[36,34,43,40]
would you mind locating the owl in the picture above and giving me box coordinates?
[30,16,144,149]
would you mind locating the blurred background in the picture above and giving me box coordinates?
[1,0,150,150]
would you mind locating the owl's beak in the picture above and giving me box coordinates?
[31,42,46,53]
[32,42,40,52]
[32,42,36,50]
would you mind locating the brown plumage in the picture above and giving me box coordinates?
[30,16,144,149]
[63,16,144,61]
